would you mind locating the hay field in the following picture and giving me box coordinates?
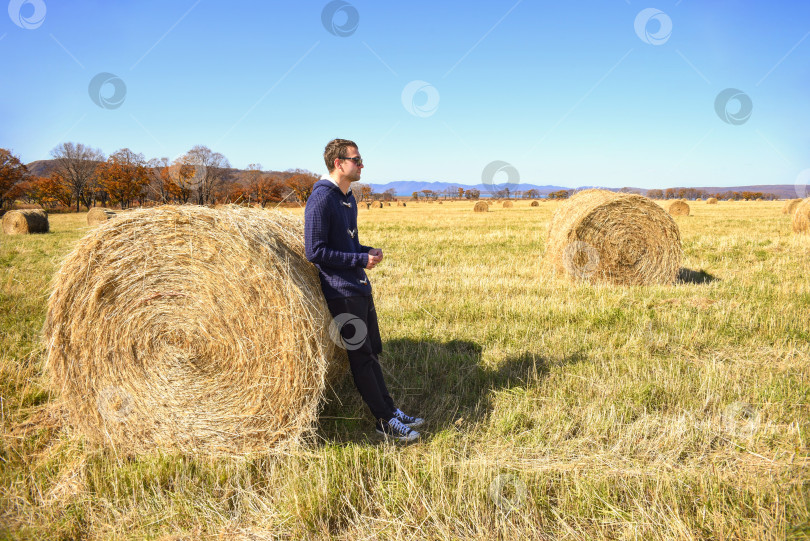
[1,200,808,540]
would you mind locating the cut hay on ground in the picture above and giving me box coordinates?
[668,200,690,216]
[86,208,117,226]
[531,201,540,207]
[2,209,49,234]
[783,199,801,215]
[545,189,682,285]
[707,198,718,205]
[473,201,489,212]
[502,201,514,208]
[792,199,810,234]
[44,205,345,455]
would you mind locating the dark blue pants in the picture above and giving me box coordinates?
[326,295,396,422]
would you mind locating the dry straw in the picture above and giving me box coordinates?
[792,199,810,234]
[86,208,117,226]
[531,201,540,207]
[668,200,690,216]
[473,201,489,212]
[502,201,514,208]
[545,189,681,285]
[2,209,49,234]
[370,201,383,209]
[783,199,801,215]
[707,198,718,205]
[44,205,346,455]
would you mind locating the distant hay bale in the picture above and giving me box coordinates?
[782,199,801,215]
[44,205,345,455]
[2,209,49,234]
[370,201,383,209]
[707,198,718,205]
[87,208,117,226]
[668,200,690,216]
[545,189,681,285]
[438,201,443,204]
[473,201,489,212]
[531,201,540,207]
[397,201,405,207]
[385,202,392,206]
[792,199,810,234]
[502,201,514,208]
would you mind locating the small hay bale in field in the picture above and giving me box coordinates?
[792,199,810,234]
[707,198,718,205]
[473,201,489,212]
[438,201,443,204]
[385,202,392,206]
[44,205,346,455]
[2,209,49,234]
[531,201,540,207]
[370,201,383,209]
[397,201,405,207]
[545,189,681,285]
[782,199,801,215]
[86,208,117,226]
[668,200,690,216]
[502,201,514,208]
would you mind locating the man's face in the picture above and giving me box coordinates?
[337,146,363,182]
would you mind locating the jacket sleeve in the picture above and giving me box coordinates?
[305,196,369,269]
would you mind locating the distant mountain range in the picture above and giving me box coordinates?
[367,180,802,199]
[25,160,802,199]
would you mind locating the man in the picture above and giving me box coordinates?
[305,138,424,442]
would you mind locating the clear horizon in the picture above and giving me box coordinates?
[2,1,809,192]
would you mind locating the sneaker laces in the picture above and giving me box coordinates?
[388,417,411,435]
[395,409,417,423]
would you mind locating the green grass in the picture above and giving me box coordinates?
[1,201,808,540]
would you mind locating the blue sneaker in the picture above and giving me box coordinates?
[375,417,420,442]
[393,408,424,428]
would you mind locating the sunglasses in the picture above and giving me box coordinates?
[339,156,363,166]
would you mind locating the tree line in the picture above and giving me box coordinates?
[0,144,322,212]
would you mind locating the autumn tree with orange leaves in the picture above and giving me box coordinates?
[96,149,149,209]
[1,148,29,210]
[284,169,319,203]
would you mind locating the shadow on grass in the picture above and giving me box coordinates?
[677,267,719,284]
[316,339,587,445]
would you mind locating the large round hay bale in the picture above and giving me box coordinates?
[792,199,810,234]
[370,201,383,209]
[668,200,690,216]
[396,201,405,207]
[707,198,718,205]
[531,201,540,207]
[2,209,49,234]
[385,202,392,207]
[783,199,801,215]
[473,201,489,212]
[502,201,514,208]
[87,208,117,226]
[44,206,345,455]
[545,189,681,285]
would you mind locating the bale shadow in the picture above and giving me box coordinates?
[316,339,587,444]
[677,267,719,284]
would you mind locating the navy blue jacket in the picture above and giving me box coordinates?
[305,179,373,299]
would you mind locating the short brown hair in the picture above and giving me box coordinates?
[324,139,358,173]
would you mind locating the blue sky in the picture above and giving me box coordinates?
[1,0,809,189]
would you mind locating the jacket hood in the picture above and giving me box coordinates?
[312,178,351,197]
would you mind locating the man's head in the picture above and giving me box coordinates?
[324,139,362,181]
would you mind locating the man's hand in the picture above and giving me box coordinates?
[366,248,383,269]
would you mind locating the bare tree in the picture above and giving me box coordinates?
[182,145,231,205]
[50,142,105,211]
